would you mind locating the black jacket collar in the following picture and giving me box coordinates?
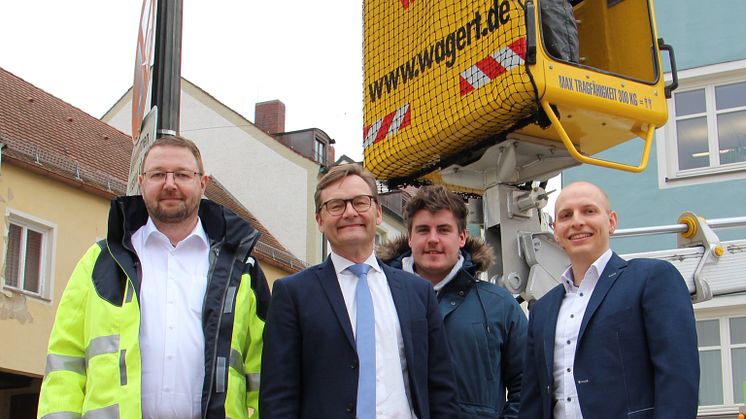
[108,196,258,250]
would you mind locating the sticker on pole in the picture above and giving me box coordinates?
[128,106,158,196]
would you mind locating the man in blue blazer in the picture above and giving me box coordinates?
[260,164,459,419]
[519,181,699,419]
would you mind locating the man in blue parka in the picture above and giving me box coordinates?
[378,185,527,418]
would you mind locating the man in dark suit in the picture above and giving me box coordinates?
[260,164,459,419]
[519,181,699,419]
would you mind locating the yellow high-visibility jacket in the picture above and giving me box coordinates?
[38,196,270,419]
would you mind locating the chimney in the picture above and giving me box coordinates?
[255,100,286,135]
[327,143,336,164]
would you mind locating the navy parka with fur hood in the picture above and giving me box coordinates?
[378,236,527,419]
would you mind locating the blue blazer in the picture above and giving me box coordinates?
[519,253,699,419]
[259,257,459,419]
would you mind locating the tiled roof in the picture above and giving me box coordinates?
[0,67,304,272]
[0,68,131,194]
[206,177,307,272]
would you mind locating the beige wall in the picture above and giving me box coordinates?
[0,164,111,377]
[262,263,291,290]
[379,210,406,243]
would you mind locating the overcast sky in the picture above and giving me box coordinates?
[1,0,561,212]
[1,0,364,160]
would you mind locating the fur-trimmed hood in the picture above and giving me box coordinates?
[377,234,496,273]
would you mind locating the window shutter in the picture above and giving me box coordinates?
[24,229,43,293]
[4,224,22,287]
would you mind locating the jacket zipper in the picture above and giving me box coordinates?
[202,243,226,419]
[201,232,259,418]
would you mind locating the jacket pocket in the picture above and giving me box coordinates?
[459,401,499,418]
[627,406,654,418]
[471,322,496,382]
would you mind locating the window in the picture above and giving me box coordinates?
[314,138,326,164]
[656,60,746,187]
[375,229,387,246]
[674,82,746,171]
[696,315,746,411]
[697,319,724,405]
[3,212,54,298]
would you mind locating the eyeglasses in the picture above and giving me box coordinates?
[142,170,202,184]
[320,195,376,215]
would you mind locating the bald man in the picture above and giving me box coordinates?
[518,182,699,419]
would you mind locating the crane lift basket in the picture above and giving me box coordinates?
[363,0,677,192]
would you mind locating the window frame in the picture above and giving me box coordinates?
[313,137,326,164]
[374,228,387,247]
[656,59,746,188]
[2,210,56,300]
[694,294,746,416]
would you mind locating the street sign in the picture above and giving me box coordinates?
[132,0,157,139]
[128,106,158,195]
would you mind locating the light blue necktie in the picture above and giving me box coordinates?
[348,263,375,419]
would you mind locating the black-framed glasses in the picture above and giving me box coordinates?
[320,195,376,215]
[142,170,202,184]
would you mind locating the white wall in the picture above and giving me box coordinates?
[378,213,405,243]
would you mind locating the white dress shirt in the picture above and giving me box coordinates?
[552,248,612,419]
[132,218,210,419]
[330,251,417,419]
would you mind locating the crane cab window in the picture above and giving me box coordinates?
[540,0,660,84]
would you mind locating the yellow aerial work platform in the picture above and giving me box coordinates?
[363,0,677,191]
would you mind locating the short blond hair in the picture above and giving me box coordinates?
[141,135,205,173]
[314,164,378,212]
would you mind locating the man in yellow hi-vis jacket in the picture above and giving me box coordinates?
[38,135,270,419]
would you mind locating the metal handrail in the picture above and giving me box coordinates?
[539,100,656,173]
[614,216,746,238]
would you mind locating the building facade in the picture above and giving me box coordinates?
[563,0,746,415]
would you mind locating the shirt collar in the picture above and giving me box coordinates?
[330,250,381,275]
[560,248,613,293]
[401,253,465,292]
[400,255,416,274]
[433,254,465,292]
[142,216,210,249]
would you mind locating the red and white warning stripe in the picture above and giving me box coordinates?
[364,103,411,148]
[459,38,526,96]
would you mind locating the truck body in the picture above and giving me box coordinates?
[364,0,675,189]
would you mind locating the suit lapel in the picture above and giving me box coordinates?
[316,257,356,348]
[577,252,627,344]
[542,288,564,377]
[381,263,413,360]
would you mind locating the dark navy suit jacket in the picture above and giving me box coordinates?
[260,257,459,419]
[519,253,699,419]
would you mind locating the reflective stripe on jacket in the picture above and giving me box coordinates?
[38,196,270,419]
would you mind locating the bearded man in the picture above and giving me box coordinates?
[38,136,270,419]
